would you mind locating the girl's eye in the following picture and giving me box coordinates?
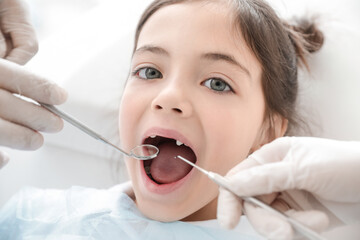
[135,67,163,79]
[203,78,232,92]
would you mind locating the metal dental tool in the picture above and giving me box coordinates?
[177,155,326,240]
[40,103,159,160]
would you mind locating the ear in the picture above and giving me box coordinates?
[270,114,288,139]
[250,114,288,153]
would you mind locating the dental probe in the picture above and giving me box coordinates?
[40,103,158,160]
[177,155,326,240]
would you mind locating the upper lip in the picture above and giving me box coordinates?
[142,127,197,157]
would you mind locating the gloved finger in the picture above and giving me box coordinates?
[217,187,243,229]
[270,197,292,213]
[244,201,293,240]
[285,209,329,233]
[5,29,38,65]
[245,200,329,239]
[0,89,64,132]
[247,137,292,165]
[0,150,10,169]
[0,118,43,150]
[1,0,38,64]
[256,192,278,206]
[0,59,68,104]
[0,31,7,58]
[226,161,296,197]
[223,137,293,196]
[270,198,329,232]
[227,137,292,176]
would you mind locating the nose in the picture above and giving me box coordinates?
[151,83,193,118]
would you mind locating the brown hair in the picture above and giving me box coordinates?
[133,0,324,135]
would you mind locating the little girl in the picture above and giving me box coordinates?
[0,0,324,239]
[119,0,323,224]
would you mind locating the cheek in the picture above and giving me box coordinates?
[119,85,144,193]
[202,99,265,174]
[119,85,142,148]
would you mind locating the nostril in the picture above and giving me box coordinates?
[152,102,186,115]
[155,105,163,110]
[173,108,182,113]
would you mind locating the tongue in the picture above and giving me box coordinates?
[150,141,196,184]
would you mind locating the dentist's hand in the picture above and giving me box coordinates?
[0,0,38,64]
[0,59,67,169]
[217,137,360,240]
[0,0,65,169]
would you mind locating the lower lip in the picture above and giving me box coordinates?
[140,162,195,194]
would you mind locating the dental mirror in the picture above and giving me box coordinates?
[40,103,159,160]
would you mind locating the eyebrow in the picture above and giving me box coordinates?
[134,45,251,77]
[201,52,251,78]
[135,45,169,56]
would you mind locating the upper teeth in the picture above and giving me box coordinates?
[148,135,186,146]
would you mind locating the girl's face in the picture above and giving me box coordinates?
[119,1,266,221]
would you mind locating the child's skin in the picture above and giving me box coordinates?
[119,1,286,222]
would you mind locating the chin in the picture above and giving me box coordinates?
[135,196,194,222]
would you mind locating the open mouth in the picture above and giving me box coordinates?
[143,135,197,185]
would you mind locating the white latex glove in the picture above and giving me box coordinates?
[0,0,38,64]
[0,59,67,169]
[217,137,360,240]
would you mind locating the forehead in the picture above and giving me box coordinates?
[137,1,261,77]
[139,1,240,50]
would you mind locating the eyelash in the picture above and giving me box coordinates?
[132,66,234,94]
[132,66,163,80]
[202,78,234,94]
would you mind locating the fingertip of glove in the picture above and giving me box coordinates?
[218,218,238,230]
[52,84,68,104]
[286,209,329,233]
[245,202,293,240]
[217,207,240,230]
[255,214,293,240]
[43,113,65,133]
[26,132,44,150]
[265,220,293,240]
[217,188,242,230]
[34,81,68,105]
[60,87,68,102]
[41,82,68,105]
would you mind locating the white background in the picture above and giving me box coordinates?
[0,0,359,238]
